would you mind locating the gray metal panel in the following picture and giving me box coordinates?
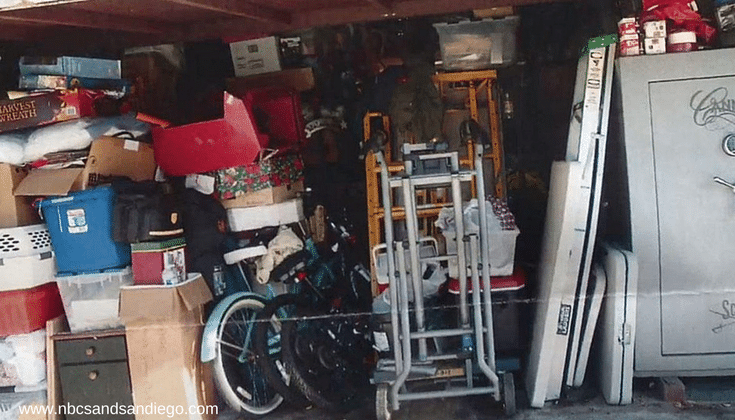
[649,77,735,355]
[616,49,735,375]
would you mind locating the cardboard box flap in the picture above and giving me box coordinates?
[176,273,214,311]
[14,168,83,196]
[82,136,156,187]
[119,273,212,324]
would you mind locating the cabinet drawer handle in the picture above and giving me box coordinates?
[85,346,96,357]
[88,370,98,381]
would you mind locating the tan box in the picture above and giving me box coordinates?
[0,164,40,228]
[14,136,156,197]
[220,180,304,209]
[119,274,215,420]
[227,67,315,93]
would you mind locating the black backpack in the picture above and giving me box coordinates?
[112,180,184,243]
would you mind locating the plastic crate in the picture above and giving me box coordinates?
[38,186,131,275]
[433,16,520,70]
[0,225,52,259]
[443,227,519,277]
[56,267,133,333]
[0,282,64,336]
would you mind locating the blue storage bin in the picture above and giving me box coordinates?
[39,186,130,275]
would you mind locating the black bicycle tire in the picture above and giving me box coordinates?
[212,294,284,417]
[253,293,311,408]
[280,307,367,412]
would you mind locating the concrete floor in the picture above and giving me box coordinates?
[218,378,735,420]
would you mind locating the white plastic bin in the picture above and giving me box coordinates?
[434,16,520,70]
[0,225,56,291]
[55,267,133,333]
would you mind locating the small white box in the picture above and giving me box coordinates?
[226,198,303,232]
[643,20,666,39]
[644,37,667,54]
[230,36,282,77]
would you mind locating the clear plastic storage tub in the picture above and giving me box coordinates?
[433,16,520,70]
[55,267,133,333]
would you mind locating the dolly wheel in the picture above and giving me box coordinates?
[503,372,516,417]
[376,384,392,420]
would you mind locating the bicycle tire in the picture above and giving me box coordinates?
[212,294,284,417]
[253,293,311,408]
[280,306,371,412]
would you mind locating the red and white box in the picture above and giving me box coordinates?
[619,38,642,56]
[131,238,186,285]
[618,17,639,38]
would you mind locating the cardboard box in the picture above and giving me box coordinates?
[216,153,304,204]
[119,274,215,420]
[230,36,282,77]
[19,56,121,79]
[0,164,40,228]
[643,20,666,39]
[226,67,315,93]
[19,74,132,94]
[220,180,304,209]
[644,37,666,54]
[14,136,156,197]
[152,90,306,176]
[0,89,97,134]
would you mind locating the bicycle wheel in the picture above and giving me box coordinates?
[253,293,311,408]
[281,306,372,412]
[212,295,284,417]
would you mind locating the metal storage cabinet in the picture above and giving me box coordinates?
[616,49,735,377]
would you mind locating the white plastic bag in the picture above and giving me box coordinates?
[256,226,304,284]
[0,134,27,165]
[434,199,502,235]
[23,118,94,163]
[6,330,46,355]
[7,354,45,386]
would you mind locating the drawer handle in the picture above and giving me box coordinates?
[88,370,98,381]
[85,346,96,357]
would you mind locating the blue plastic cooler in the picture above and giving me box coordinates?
[39,186,130,274]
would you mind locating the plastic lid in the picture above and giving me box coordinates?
[668,31,697,44]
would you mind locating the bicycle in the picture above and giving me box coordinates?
[253,214,374,412]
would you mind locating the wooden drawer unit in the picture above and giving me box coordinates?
[54,331,134,420]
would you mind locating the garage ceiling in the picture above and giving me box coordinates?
[0,0,572,48]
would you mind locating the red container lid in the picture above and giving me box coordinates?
[447,266,526,295]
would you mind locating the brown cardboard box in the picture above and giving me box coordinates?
[14,136,156,197]
[119,274,216,420]
[0,164,40,228]
[227,67,315,93]
[220,180,304,209]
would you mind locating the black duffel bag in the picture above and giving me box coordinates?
[112,180,184,243]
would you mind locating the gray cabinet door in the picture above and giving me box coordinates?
[649,76,735,356]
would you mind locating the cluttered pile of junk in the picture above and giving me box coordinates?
[1,0,734,419]
[0,51,331,418]
[0,18,529,420]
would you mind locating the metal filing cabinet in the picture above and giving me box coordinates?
[55,331,134,419]
[615,49,735,376]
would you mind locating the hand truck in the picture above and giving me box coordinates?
[369,122,516,420]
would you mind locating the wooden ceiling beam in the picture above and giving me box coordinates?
[1,8,181,35]
[297,0,572,28]
[158,0,292,25]
[365,0,393,11]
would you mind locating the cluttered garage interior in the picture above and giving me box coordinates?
[0,0,733,418]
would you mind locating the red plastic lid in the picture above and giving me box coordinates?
[447,266,526,295]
